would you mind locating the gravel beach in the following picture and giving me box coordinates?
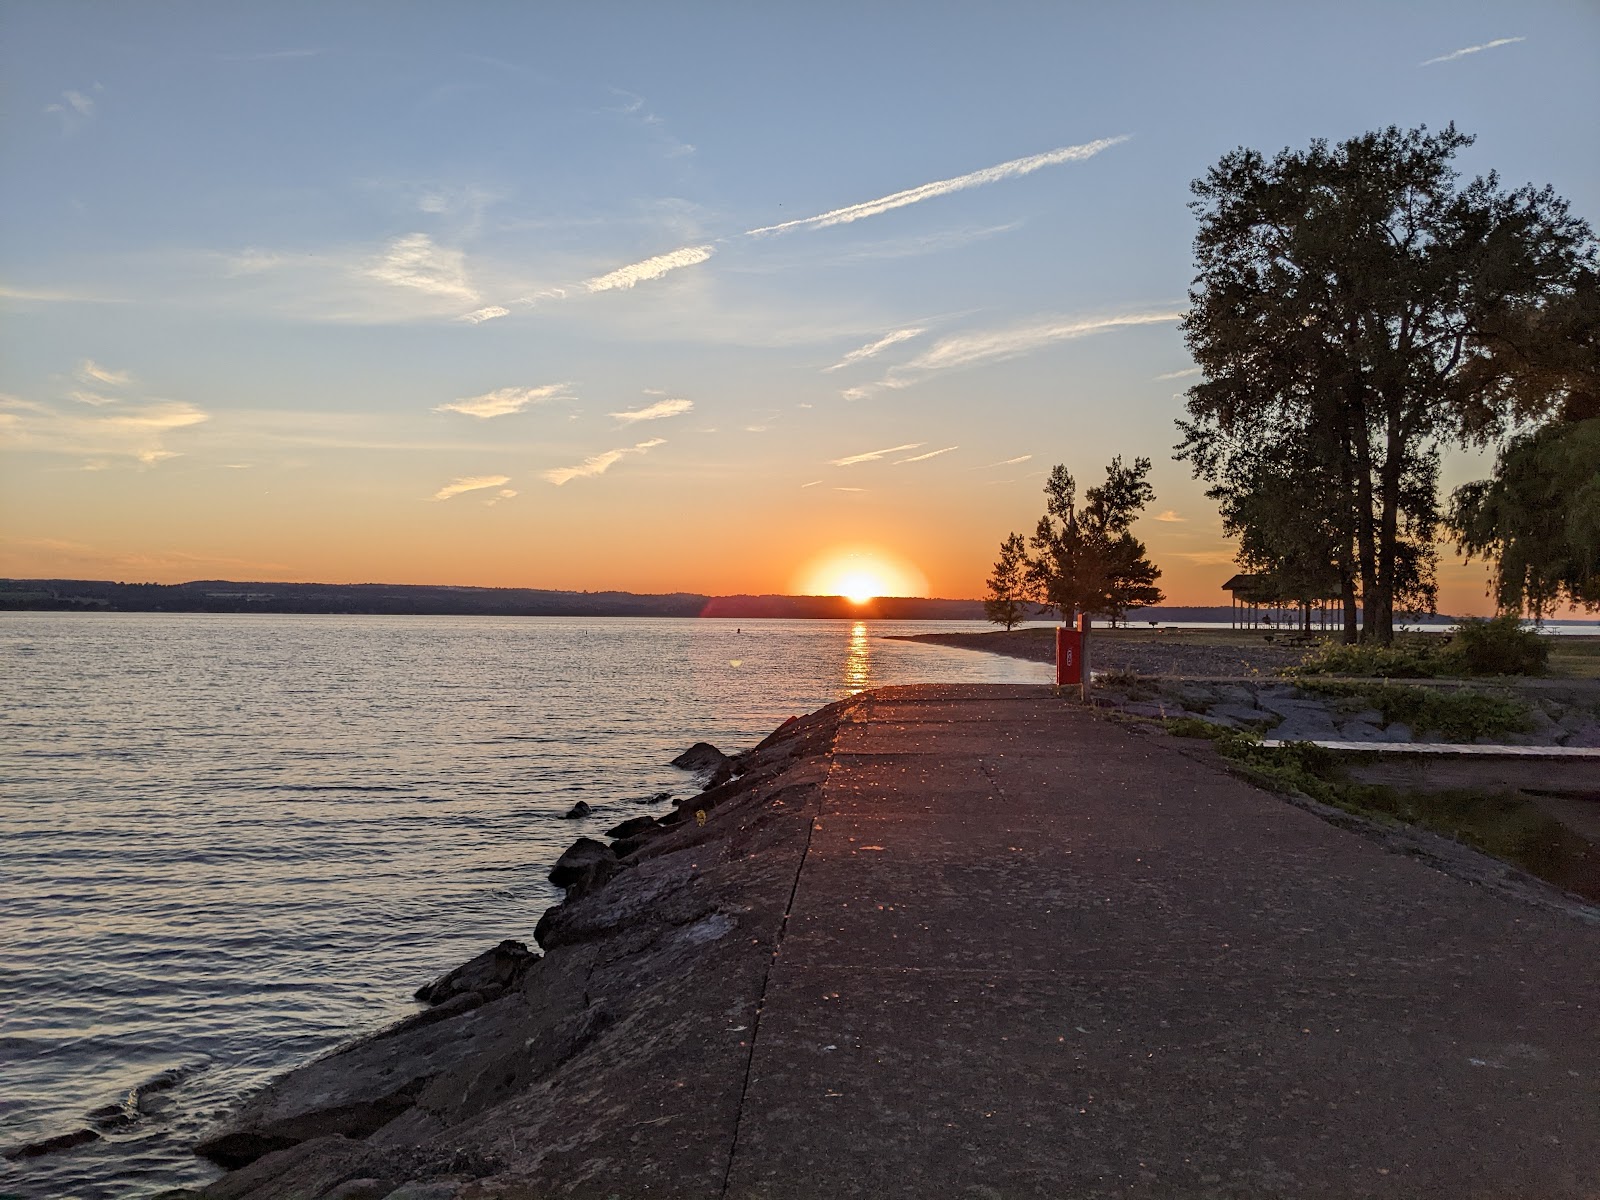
[888,626,1309,678]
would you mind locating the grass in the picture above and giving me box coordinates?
[1162,718,1598,902]
[1548,635,1600,680]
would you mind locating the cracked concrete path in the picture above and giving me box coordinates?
[723,684,1600,1199]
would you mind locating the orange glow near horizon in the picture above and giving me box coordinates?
[792,547,930,603]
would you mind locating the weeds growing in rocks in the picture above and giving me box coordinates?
[1297,683,1533,742]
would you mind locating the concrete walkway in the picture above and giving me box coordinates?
[725,685,1600,1199]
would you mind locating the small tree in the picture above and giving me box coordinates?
[983,532,1032,630]
[1026,457,1165,624]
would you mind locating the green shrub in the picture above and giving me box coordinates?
[1444,616,1551,677]
[1288,638,1444,678]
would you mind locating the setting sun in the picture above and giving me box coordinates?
[793,548,930,603]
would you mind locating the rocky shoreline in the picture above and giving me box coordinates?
[154,701,852,1200]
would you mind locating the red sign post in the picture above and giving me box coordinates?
[1056,614,1093,699]
[1055,625,1081,686]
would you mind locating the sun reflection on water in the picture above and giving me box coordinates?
[844,621,872,693]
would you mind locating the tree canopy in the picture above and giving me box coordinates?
[983,533,1031,630]
[1178,124,1596,642]
[1024,457,1164,624]
[1450,413,1600,617]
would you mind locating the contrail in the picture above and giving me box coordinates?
[746,136,1129,236]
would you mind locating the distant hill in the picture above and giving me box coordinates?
[0,581,1473,624]
[0,578,989,620]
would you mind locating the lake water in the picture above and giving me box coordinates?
[0,613,1047,1200]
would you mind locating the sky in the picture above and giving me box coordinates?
[2,2,1597,611]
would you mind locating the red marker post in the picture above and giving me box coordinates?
[1055,614,1092,701]
[1055,624,1081,686]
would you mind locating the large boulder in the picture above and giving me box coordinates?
[413,940,539,1006]
[670,742,732,775]
[547,838,618,899]
[604,815,660,840]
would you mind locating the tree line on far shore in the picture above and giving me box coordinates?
[987,123,1598,644]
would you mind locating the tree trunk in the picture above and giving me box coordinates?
[1375,405,1405,646]
[1352,418,1380,643]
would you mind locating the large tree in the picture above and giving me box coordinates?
[1178,124,1596,643]
[1025,457,1164,625]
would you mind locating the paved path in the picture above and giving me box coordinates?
[725,685,1600,1199]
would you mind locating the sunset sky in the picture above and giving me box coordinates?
[3,2,1596,611]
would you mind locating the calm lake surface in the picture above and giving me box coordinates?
[0,613,1047,1200]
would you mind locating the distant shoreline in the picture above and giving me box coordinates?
[0,578,1257,624]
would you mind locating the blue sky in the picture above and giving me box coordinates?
[2,2,1596,607]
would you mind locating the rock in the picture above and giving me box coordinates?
[670,742,732,774]
[199,1134,372,1199]
[3,1127,100,1160]
[548,837,618,899]
[414,940,539,1006]
[752,715,799,751]
[1208,702,1276,728]
[323,1180,393,1200]
[704,762,735,790]
[380,1182,469,1200]
[1117,701,1171,720]
[1335,721,1388,742]
[605,815,660,839]
[610,831,663,859]
[1334,708,1386,729]
[195,997,529,1170]
[562,800,591,819]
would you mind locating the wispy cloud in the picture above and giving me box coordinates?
[606,88,696,158]
[801,480,823,488]
[829,442,924,467]
[824,328,925,373]
[68,390,119,407]
[610,397,693,423]
[218,48,325,62]
[1154,510,1186,522]
[891,309,1184,382]
[0,283,125,304]
[459,305,509,324]
[367,233,476,302]
[435,384,571,419]
[79,359,130,386]
[45,88,97,128]
[0,394,207,464]
[1421,36,1524,65]
[1154,366,1201,381]
[584,245,714,292]
[974,455,1033,470]
[746,136,1128,236]
[544,438,666,486]
[433,474,511,501]
[895,445,958,464]
[835,487,864,493]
